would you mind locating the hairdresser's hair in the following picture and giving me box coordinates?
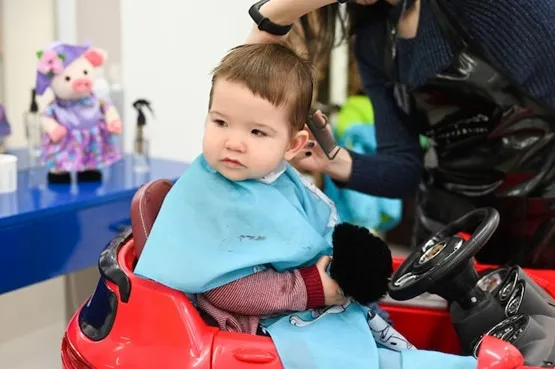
[298,2,394,64]
[210,43,314,132]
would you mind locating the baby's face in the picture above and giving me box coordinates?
[203,79,306,181]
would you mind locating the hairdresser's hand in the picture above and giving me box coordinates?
[246,24,287,44]
[316,256,348,306]
[292,138,353,183]
[290,111,353,183]
[246,0,330,43]
[290,110,332,172]
[291,136,329,173]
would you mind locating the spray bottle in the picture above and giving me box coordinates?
[23,88,42,162]
[132,99,154,172]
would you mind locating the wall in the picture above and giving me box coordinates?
[0,2,73,368]
[1,0,57,148]
[0,2,65,366]
[76,0,121,75]
[120,0,254,162]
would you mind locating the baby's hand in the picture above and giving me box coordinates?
[316,256,348,306]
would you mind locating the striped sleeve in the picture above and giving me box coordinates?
[201,266,325,316]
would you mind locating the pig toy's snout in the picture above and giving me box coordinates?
[72,78,93,93]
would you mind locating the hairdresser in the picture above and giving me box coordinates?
[246,0,555,269]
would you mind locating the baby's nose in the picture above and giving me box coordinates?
[225,137,246,152]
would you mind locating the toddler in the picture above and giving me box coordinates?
[135,43,346,334]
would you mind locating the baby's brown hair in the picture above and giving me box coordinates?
[210,43,314,132]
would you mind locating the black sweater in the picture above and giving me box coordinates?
[343,0,555,198]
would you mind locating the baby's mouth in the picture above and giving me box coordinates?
[222,158,245,168]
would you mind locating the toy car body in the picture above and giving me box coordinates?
[62,179,555,369]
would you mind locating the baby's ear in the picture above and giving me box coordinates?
[284,129,309,161]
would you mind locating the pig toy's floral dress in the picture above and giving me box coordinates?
[40,96,120,172]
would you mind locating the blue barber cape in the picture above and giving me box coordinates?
[135,154,477,369]
[135,154,337,293]
[324,124,402,232]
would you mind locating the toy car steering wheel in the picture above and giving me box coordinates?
[389,207,500,301]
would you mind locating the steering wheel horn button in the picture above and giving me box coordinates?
[418,240,448,264]
[414,237,464,275]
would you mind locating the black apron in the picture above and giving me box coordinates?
[387,0,555,268]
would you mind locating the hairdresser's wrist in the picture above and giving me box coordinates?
[258,0,337,26]
[324,148,352,183]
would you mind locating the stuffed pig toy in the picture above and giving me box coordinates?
[0,104,11,153]
[35,42,122,183]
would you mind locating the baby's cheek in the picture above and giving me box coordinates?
[202,132,218,155]
[254,143,285,173]
[203,146,218,167]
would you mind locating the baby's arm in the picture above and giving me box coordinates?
[199,266,324,315]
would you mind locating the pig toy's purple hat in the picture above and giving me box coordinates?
[35,41,91,95]
[0,104,11,138]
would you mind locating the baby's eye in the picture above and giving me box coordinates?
[213,119,227,127]
[252,129,267,137]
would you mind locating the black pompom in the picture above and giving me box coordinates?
[329,223,393,305]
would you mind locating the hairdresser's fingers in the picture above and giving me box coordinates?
[293,149,314,160]
[303,140,316,150]
[294,144,315,157]
[313,109,326,123]
[246,24,286,44]
[302,147,326,160]
[306,114,333,133]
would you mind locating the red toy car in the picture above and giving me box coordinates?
[62,179,555,369]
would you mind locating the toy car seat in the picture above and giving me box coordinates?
[129,179,219,326]
[130,178,173,258]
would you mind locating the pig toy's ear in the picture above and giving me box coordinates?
[83,48,107,67]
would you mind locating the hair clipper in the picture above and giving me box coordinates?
[307,108,340,160]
